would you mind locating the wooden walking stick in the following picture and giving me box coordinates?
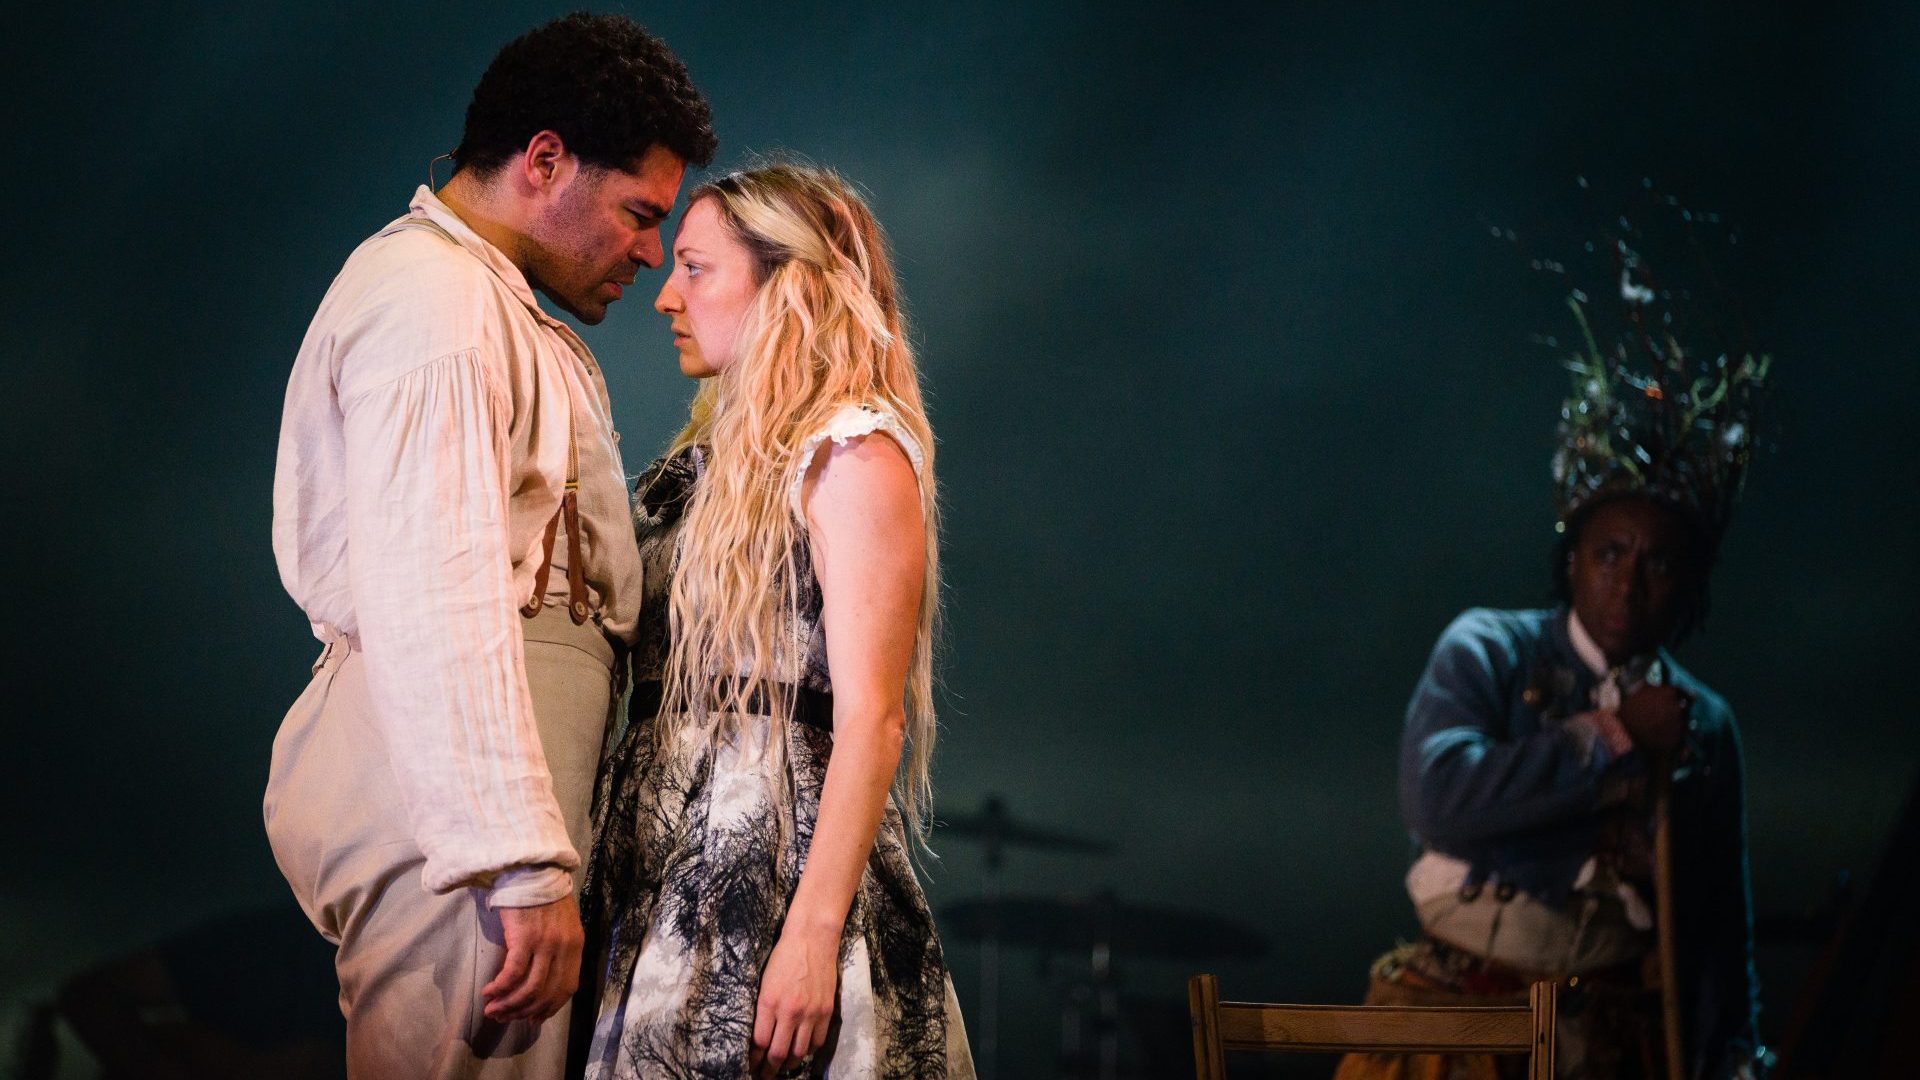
[1652,746,1686,1080]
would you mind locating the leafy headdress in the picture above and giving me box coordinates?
[1549,231,1771,558]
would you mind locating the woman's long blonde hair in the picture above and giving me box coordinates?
[659,163,941,841]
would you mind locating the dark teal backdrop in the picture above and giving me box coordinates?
[5,3,1917,1074]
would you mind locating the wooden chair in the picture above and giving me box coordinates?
[1187,973,1558,1080]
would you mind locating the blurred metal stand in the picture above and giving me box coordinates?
[944,890,1271,1079]
[1057,891,1122,1080]
[939,794,1115,1079]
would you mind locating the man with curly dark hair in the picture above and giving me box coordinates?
[265,14,714,1078]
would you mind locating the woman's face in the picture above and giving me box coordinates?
[654,197,761,378]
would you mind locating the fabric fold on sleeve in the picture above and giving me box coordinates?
[340,348,579,897]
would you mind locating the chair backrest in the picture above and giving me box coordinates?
[1186,973,1557,1080]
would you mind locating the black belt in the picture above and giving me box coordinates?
[629,679,834,732]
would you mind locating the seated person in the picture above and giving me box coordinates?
[1338,322,1768,1080]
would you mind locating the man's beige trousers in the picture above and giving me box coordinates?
[265,604,614,1080]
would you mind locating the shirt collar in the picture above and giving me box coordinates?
[1567,609,1611,679]
[406,184,554,324]
[1566,608,1662,690]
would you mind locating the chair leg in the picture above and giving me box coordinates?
[1528,981,1559,1080]
[1188,973,1226,1080]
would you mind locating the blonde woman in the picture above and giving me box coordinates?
[574,164,973,1079]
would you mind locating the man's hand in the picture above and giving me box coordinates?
[1618,684,1691,757]
[481,894,584,1024]
[749,923,839,1078]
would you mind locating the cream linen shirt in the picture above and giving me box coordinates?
[272,186,642,907]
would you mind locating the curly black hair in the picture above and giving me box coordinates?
[453,12,717,177]
[1550,494,1715,646]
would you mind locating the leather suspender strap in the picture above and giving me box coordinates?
[562,432,589,625]
[522,381,588,623]
[520,509,563,618]
[394,215,594,628]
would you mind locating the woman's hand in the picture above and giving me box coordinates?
[749,922,840,1077]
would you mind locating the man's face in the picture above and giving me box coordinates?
[1567,497,1694,665]
[525,143,687,324]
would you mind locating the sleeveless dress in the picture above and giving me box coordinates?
[576,404,975,1079]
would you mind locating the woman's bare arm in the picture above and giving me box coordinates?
[750,429,925,1076]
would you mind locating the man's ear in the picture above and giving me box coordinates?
[519,130,574,193]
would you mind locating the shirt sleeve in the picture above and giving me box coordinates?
[340,347,577,905]
[1398,610,1610,848]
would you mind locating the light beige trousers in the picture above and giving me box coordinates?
[264,604,615,1080]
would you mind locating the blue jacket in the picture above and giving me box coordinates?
[1398,607,1761,1079]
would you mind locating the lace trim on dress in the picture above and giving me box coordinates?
[786,403,926,519]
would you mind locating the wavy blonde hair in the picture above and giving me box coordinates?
[659,163,941,841]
